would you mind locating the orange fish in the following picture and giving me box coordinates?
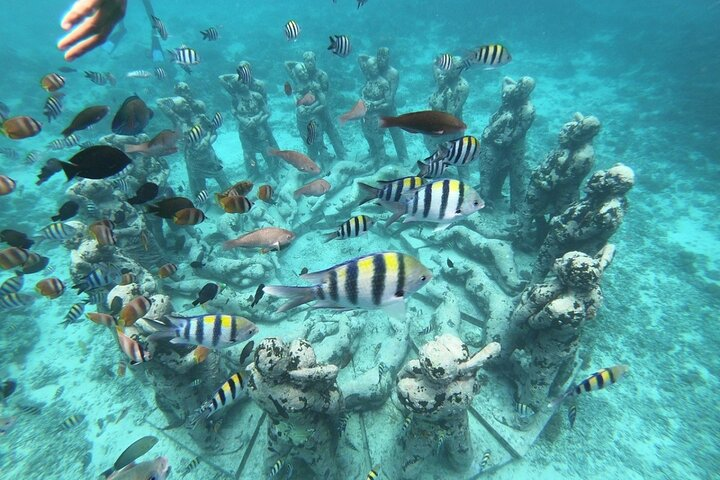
[158,263,177,278]
[294,179,331,199]
[1,116,43,140]
[257,184,273,202]
[89,224,116,246]
[223,227,295,251]
[86,312,116,328]
[193,346,210,364]
[224,180,253,197]
[35,277,65,299]
[116,327,152,365]
[119,295,152,327]
[296,92,315,106]
[284,82,293,96]
[219,196,252,214]
[0,247,29,270]
[339,99,367,125]
[125,129,178,157]
[267,149,320,173]
[0,176,16,195]
[173,207,206,225]
[40,73,65,92]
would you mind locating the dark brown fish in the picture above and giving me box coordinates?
[284,82,292,96]
[127,182,159,205]
[380,110,466,136]
[36,158,63,185]
[0,230,33,249]
[124,130,178,156]
[111,96,153,136]
[146,197,194,219]
[61,105,110,137]
[20,253,49,274]
[60,146,131,180]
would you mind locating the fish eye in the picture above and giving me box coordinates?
[420,275,427,282]
[473,200,479,206]
[455,208,462,214]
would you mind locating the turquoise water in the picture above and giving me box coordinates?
[0,1,718,479]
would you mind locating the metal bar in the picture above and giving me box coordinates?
[467,406,522,460]
[234,412,267,478]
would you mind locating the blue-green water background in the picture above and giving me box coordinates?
[1,0,719,478]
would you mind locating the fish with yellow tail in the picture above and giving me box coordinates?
[324,215,373,242]
[189,372,248,428]
[147,314,258,349]
[263,251,432,319]
[548,364,629,409]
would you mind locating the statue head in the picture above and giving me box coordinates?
[174,82,191,100]
[366,57,380,79]
[585,163,635,197]
[377,47,390,70]
[294,63,309,82]
[418,334,470,385]
[254,337,290,379]
[554,252,601,291]
[302,51,317,72]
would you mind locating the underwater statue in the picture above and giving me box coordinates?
[219,71,278,173]
[508,245,616,418]
[156,82,230,197]
[478,76,536,212]
[424,58,469,153]
[518,113,602,245]
[285,51,346,161]
[531,163,635,281]
[393,334,500,477]
[246,337,343,479]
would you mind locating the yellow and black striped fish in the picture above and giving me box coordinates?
[39,222,77,241]
[61,302,86,327]
[0,292,34,311]
[0,273,23,295]
[60,414,85,430]
[550,364,629,408]
[264,252,432,318]
[401,414,413,436]
[568,403,577,428]
[357,176,424,206]
[284,20,301,41]
[148,314,258,348]
[460,44,511,72]
[183,456,200,475]
[366,464,381,480]
[190,372,247,428]
[328,35,351,57]
[324,215,373,242]
[432,135,479,166]
[386,179,484,231]
[43,94,64,122]
[416,157,448,178]
[435,53,454,71]
[187,124,203,143]
[237,63,252,85]
[201,27,219,41]
[479,449,491,472]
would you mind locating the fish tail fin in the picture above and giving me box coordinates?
[188,405,211,429]
[59,161,79,181]
[384,202,406,228]
[145,317,177,342]
[327,36,335,50]
[379,116,393,128]
[99,466,115,479]
[262,285,316,313]
[323,232,338,243]
[547,384,575,410]
[357,182,379,205]
[416,160,429,177]
[201,30,208,39]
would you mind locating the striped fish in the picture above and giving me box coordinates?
[73,265,120,293]
[549,365,630,408]
[479,450,491,472]
[306,120,317,145]
[236,63,252,85]
[401,414,413,436]
[64,134,80,148]
[148,314,258,348]
[201,27,219,41]
[24,151,38,164]
[433,135,479,166]
[187,124,203,143]
[61,302,86,327]
[328,35,351,57]
[48,138,66,150]
[150,15,168,40]
[154,67,166,80]
[0,247,29,269]
[86,312,116,328]
[84,71,108,85]
[515,402,535,419]
[357,176,425,206]
[112,178,130,193]
[195,189,208,204]
[0,274,23,295]
[435,53,454,71]
[43,95,63,122]
[40,222,78,241]
[460,44,511,72]
[263,251,432,319]
[568,403,577,428]
[0,293,34,311]
[366,464,381,480]
[59,414,85,430]
[416,157,447,178]
[170,47,199,65]
[183,457,201,476]
[189,372,248,428]
[284,20,301,41]
[324,215,373,242]
[119,295,152,327]
[211,112,223,130]
[41,73,65,92]
[116,328,152,365]
[385,179,485,231]
[269,458,285,478]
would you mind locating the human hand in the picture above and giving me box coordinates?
[58,0,127,61]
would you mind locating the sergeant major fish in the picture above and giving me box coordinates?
[189,372,248,428]
[148,314,258,348]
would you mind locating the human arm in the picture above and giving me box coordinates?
[58,0,127,61]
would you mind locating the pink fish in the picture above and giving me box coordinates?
[125,130,178,157]
[296,92,316,106]
[267,149,321,173]
[339,99,367,125]
[223,227,296,251]
[294,179,331,199]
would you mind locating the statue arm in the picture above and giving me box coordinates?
[284,61,298,81]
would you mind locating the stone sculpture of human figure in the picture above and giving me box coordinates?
[393,335,500,477]
[478,76,536,212]
[285,51,346,160]
[531,163,635,282]
[156,82,230,197]
[357,55,392,163]
[508,245,615,418]
[246,338,343,479]
[425,59,469,153]
[375,46,408,162]
[219,71,277,173]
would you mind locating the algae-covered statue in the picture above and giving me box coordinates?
[219,70,278,173]
[478,76,536,211]
[285,52,346,161]
[518,113,601,244]
[425,59,469,153]
[393,335,500,477]
[246,338,343,479]
[531,163,634,281]
[508,245,615,419]
[156,82,230,197]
